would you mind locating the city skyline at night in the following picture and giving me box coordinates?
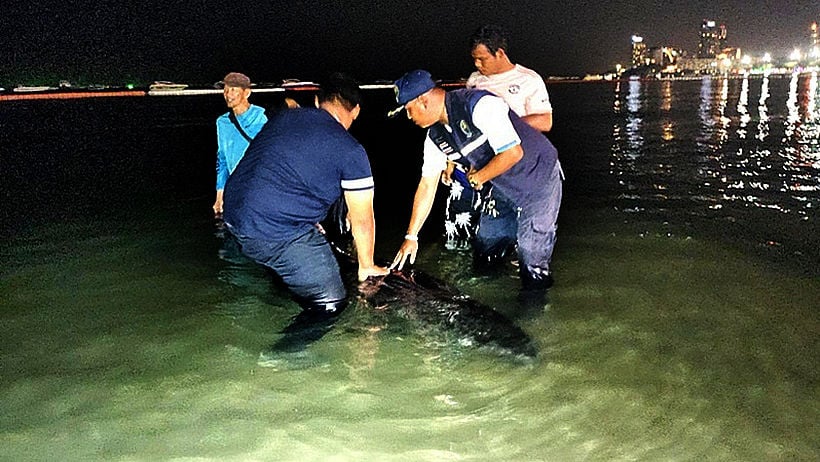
[1,1,819,86]
[626,18,820,77]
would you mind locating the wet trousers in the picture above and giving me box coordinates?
[230,226,347,314]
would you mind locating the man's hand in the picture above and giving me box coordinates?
[440,162,455,186]
[213,189,225,217]
[467,168,484,191]
[390,239,418,270]
[358,264,389,282]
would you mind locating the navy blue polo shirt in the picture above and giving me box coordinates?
[223,107,374,242]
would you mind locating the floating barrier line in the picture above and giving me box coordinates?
[0,82,459,101]
[0,90,146,101]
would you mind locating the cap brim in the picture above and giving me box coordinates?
[387,105,406,118]
[217,81,251,89]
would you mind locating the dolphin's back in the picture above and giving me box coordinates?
[365,270,538,359]
[324,222,537,360]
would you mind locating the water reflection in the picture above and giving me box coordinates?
[609,82,638,213]
[609,74,820,246]
[697,75,730,153]
[610,79,644,197]
[756,74,770,141]
[737,74,750,138]
[716,76,731,145]
[660,79,674,141]
[785,72,801,141]
[782,72,820,201]
[625,79,644,157]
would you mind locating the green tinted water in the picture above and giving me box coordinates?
[2,77,818,460]
[1,204,816,461]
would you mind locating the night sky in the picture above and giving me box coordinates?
[2,0,818,86]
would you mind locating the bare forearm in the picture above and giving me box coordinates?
[391,176,438,270]
[344,189,385,278]
[406,176,438,237]
[213,189,225,215]
[521,112,553,132]
[350,213,377,267]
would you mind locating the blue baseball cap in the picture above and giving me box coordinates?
[388,69,436,117]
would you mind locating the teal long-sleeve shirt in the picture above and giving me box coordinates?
[215,104,267,190]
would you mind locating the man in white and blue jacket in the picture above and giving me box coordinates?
[389,69,562,290]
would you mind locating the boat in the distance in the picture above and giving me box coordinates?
[148,81,189,91]
[280,79,319,90]
[13,85,57,92]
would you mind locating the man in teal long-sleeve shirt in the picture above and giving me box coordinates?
[213,72,267,217]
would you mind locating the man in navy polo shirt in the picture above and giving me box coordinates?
[389,69,562,291]
[224,73,388,315]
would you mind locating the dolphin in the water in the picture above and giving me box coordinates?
[260,200,538,363]
[354,265,538,360]
[262,255,538,366]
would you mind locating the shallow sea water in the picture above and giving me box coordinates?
[1,75,818,461]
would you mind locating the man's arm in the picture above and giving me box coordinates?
[468,95,526,187]
[213,189,224,216]
[522,72,553,132]
[466,144,524,189]
[214,124,229,216]
[520,112,552,132]
[344,188,388,281]
[391,174,439,270]
[213,155,228,216]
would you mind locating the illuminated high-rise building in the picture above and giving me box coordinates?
[811,22,818,47]
[697,20,727,59]
[631,35,647,67]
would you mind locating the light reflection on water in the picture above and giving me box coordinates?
[610,73,820,244]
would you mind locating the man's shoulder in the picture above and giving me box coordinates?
[243,105,268,121]
[466,71,484,88]
[288,110,365,150]
[469,65,545,88]
[445,88,498,112]
[218,105,267,121]
[511,64,547,83]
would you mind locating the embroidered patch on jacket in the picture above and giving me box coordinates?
[459,120,473,137]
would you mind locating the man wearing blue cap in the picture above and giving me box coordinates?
[389,69,562,290]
